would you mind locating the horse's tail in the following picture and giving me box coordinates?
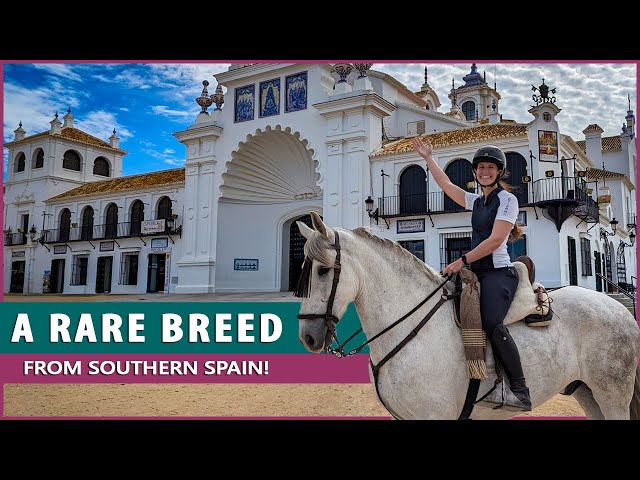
[630,364,640,420]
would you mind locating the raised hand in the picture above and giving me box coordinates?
[411,137,433,159]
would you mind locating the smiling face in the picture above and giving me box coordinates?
[474,161,501,188]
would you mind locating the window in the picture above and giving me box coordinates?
[130,200,145,236]
[14,152,26,172]
[63,150,81,171]
[508,235,527,261]
[157,196,172,232]
[505,152,529,205]
[105,204,119,238]
[441,233,471,271]
[580,237,593,276]
[120,253,139,285]
[399,240,425,262]
[462,101,476,121]
[93,157,110,177]
[81,207,94,240]
[444,159,474,212]
[59,209,71,242]
[399,165,426,215]
[33,149,44,169]
[71,256,89,285]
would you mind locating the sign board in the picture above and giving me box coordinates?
[12,251,26,258]
[151,238,169,250]
[234,259,259,271]
[142,219,166,235]
[53,245,67,254]
[100,241,114,252]
[538,130,558,162]
[397,219,425,234]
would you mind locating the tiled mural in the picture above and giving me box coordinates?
[235,84,255,122]
[285,71,307,113]
[259,78,280,118]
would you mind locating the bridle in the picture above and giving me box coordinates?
[295,230,343,349]
[295,229,460,418]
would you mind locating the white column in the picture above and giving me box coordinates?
[314,92,396,229]
[173,121,223,293]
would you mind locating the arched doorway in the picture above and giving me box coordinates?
[288,214,313,292]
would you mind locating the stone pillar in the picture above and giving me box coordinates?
[172,120,223,293]
[314,91,395,229]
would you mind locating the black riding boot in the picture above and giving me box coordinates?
[489,324,532,411]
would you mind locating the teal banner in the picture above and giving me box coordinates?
[0,302,367,354]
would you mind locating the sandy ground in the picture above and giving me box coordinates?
[4,384,585,418]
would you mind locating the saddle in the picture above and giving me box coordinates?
[503,255,553,327]
[452,255,552,329]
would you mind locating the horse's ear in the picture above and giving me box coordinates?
[297,221,314,239]
[310,211,331,238]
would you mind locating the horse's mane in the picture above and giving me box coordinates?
[303,226,442,283]
[352,228,442,282]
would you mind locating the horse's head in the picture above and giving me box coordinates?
[295,212,360,353]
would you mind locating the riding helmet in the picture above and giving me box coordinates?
[472,145,506,170]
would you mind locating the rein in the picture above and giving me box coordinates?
[296,230,460,419]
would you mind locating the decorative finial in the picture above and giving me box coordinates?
[334,63,353,83]
[424,66,428,85]
[195,80,214,115]
[353,63,373,79]
[483,71,486,83]
[19,121,22,128]
[54,111,58,119]
[67,107,71,114]
[494,81,497,91]
[212,84,224,111]
[629,93,632,111]
[113,128,116,135]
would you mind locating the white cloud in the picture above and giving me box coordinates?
[75,110,132,143]
[33,64,83,82]
[119,107,129,112]
[150,105,193,122]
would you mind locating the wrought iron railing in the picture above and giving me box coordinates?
[4,232,27,246]
[596,272,636,319]
[42,219,181,243]
[377,176,597,221]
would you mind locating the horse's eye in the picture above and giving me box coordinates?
[318,266,331,276]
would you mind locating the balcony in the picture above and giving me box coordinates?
[42,219,182,244]
[4,232,27,246]
[376,177,598,226]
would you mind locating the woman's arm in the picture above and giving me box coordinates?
[411,137,468,208]
[443,220,513,275]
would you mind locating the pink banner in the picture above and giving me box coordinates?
[0,353,371,384]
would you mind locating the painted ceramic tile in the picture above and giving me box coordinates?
[259,78,280,118]
[235,84,255,122]
[285,71,307,113]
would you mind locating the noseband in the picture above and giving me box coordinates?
[296,231,343,341]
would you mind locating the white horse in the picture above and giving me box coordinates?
[296,212,640,420]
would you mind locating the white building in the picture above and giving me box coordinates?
[4,63,637,296]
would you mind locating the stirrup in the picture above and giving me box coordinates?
[475,379,532,412]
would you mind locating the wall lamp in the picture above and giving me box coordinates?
[620,231,636,248]
[29,225,51,252]
[365,196,390,229]
[599,218,618,241]
[166,213,182,238]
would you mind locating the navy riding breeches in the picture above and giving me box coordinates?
[474,266,519,337]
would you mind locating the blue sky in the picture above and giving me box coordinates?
[2,62,636,181]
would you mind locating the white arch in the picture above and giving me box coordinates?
[219,124,321,201]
